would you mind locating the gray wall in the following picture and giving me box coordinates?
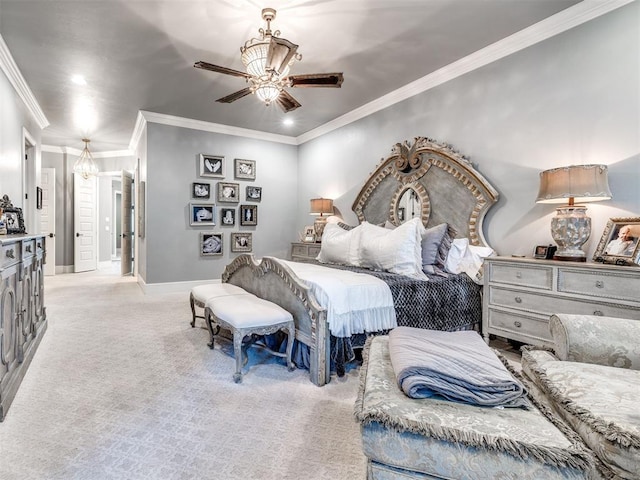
[145,123,298,284]
[297,3,639,259]
[0,61,42,213]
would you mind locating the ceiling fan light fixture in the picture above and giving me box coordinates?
[195,7,343,112]
[73,138,99,179]
[254,83,281,104]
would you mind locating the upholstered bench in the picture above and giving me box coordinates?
[189,283,248,327]
[355,336,600,480]
[203,287,295,383]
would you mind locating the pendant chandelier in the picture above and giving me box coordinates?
[73,138,99,179]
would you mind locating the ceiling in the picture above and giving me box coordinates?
[0,0,582,153]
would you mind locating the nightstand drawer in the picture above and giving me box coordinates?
[292,244,308,257]
[558,268,640,303]
[487,309,552,344]
[489,263,552,289]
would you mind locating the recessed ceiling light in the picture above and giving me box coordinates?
[283,118,294,126]
[71,75,87,86]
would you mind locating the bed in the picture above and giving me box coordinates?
[222,137,499,386]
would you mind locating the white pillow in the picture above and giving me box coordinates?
[359,218,426,279]
[316,223,363,266]
[445,238,495,284]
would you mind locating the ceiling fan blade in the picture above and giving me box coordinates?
[276,90,301,113]
[194,61,251,79]
[287,73,344,88]
[267,36,299,75]
[216,87,253,104]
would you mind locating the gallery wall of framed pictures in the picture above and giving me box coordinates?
[190,154,259,256]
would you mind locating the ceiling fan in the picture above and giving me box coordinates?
[194,7,344,113]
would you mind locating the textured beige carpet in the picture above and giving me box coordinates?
[0,267,366,479]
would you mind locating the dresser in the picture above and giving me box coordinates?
[482,256,640,347]
[290,242,321,262]
[0,234,47,421]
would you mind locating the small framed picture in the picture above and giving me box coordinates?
[220,208,235,226]
[231,232,252,253]
[189,203,215,226]
[192,182,210,199]
[303,225,315,243]
[200,232,223,256]
[1,207,26,234]
[234,158,256,180]
[36,187,43,210]
[593,217,640,266]
[246,186,262,202]
[533,244,557,260]
[240,204,257,226]
[199,154,225,178]
[217,182,240,203]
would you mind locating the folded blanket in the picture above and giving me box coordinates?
[389,327,529,408]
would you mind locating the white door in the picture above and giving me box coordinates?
[121,170,133,276]
[40,167,56,276]
[74,173,98,273]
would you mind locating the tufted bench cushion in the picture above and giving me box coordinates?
[189,283,250,327]
[355,336,599,480]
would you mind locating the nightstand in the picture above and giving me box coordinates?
[482,256,640,347]
[290,242,321,262]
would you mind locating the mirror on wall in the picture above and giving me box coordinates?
[396,187,421,223]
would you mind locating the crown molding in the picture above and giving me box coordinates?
[137,110,298,146]
[128,110,147,152]
[42,144,133,158]
[0,34,49,129]
[296,0,634,145]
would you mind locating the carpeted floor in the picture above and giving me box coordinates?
[0,267,367,480]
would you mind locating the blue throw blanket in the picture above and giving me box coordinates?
[389,327,529,408]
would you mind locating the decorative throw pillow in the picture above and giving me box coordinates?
[316,223,362,266]
[434,224,457,272]
[420,223,448,274]
[445,238,495,284]
[359,218,426,278]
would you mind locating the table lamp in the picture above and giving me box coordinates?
[310,198,333,241]
[536,164,612,261]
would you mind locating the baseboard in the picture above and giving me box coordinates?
[138,277,221,295]
[55,265,74,274]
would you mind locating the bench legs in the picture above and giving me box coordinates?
[190,292,207,328]
[204,306,295,383]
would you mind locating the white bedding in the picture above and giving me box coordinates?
[281,260,397,338]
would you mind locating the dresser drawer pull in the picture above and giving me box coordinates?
[514,321,522,328]
[515,272,522,279]
[593,310,604,316]
[5,249,15,259]
[25,245,32,253]
[595,281,604,289]
[37,243,42,249]
[514,296,522,303]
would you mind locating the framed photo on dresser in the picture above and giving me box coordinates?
[593,217,640,266]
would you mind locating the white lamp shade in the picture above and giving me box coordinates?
[536,164,612,204]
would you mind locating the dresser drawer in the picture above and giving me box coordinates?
[292,244,308,257]
[21,239,36,259]
[558,268,640,303]
[489,263,552,290]
[489,286,640,320]
[487,309,552,344]
[1,243,21,269]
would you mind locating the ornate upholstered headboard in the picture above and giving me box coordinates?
[352,137,499,248]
